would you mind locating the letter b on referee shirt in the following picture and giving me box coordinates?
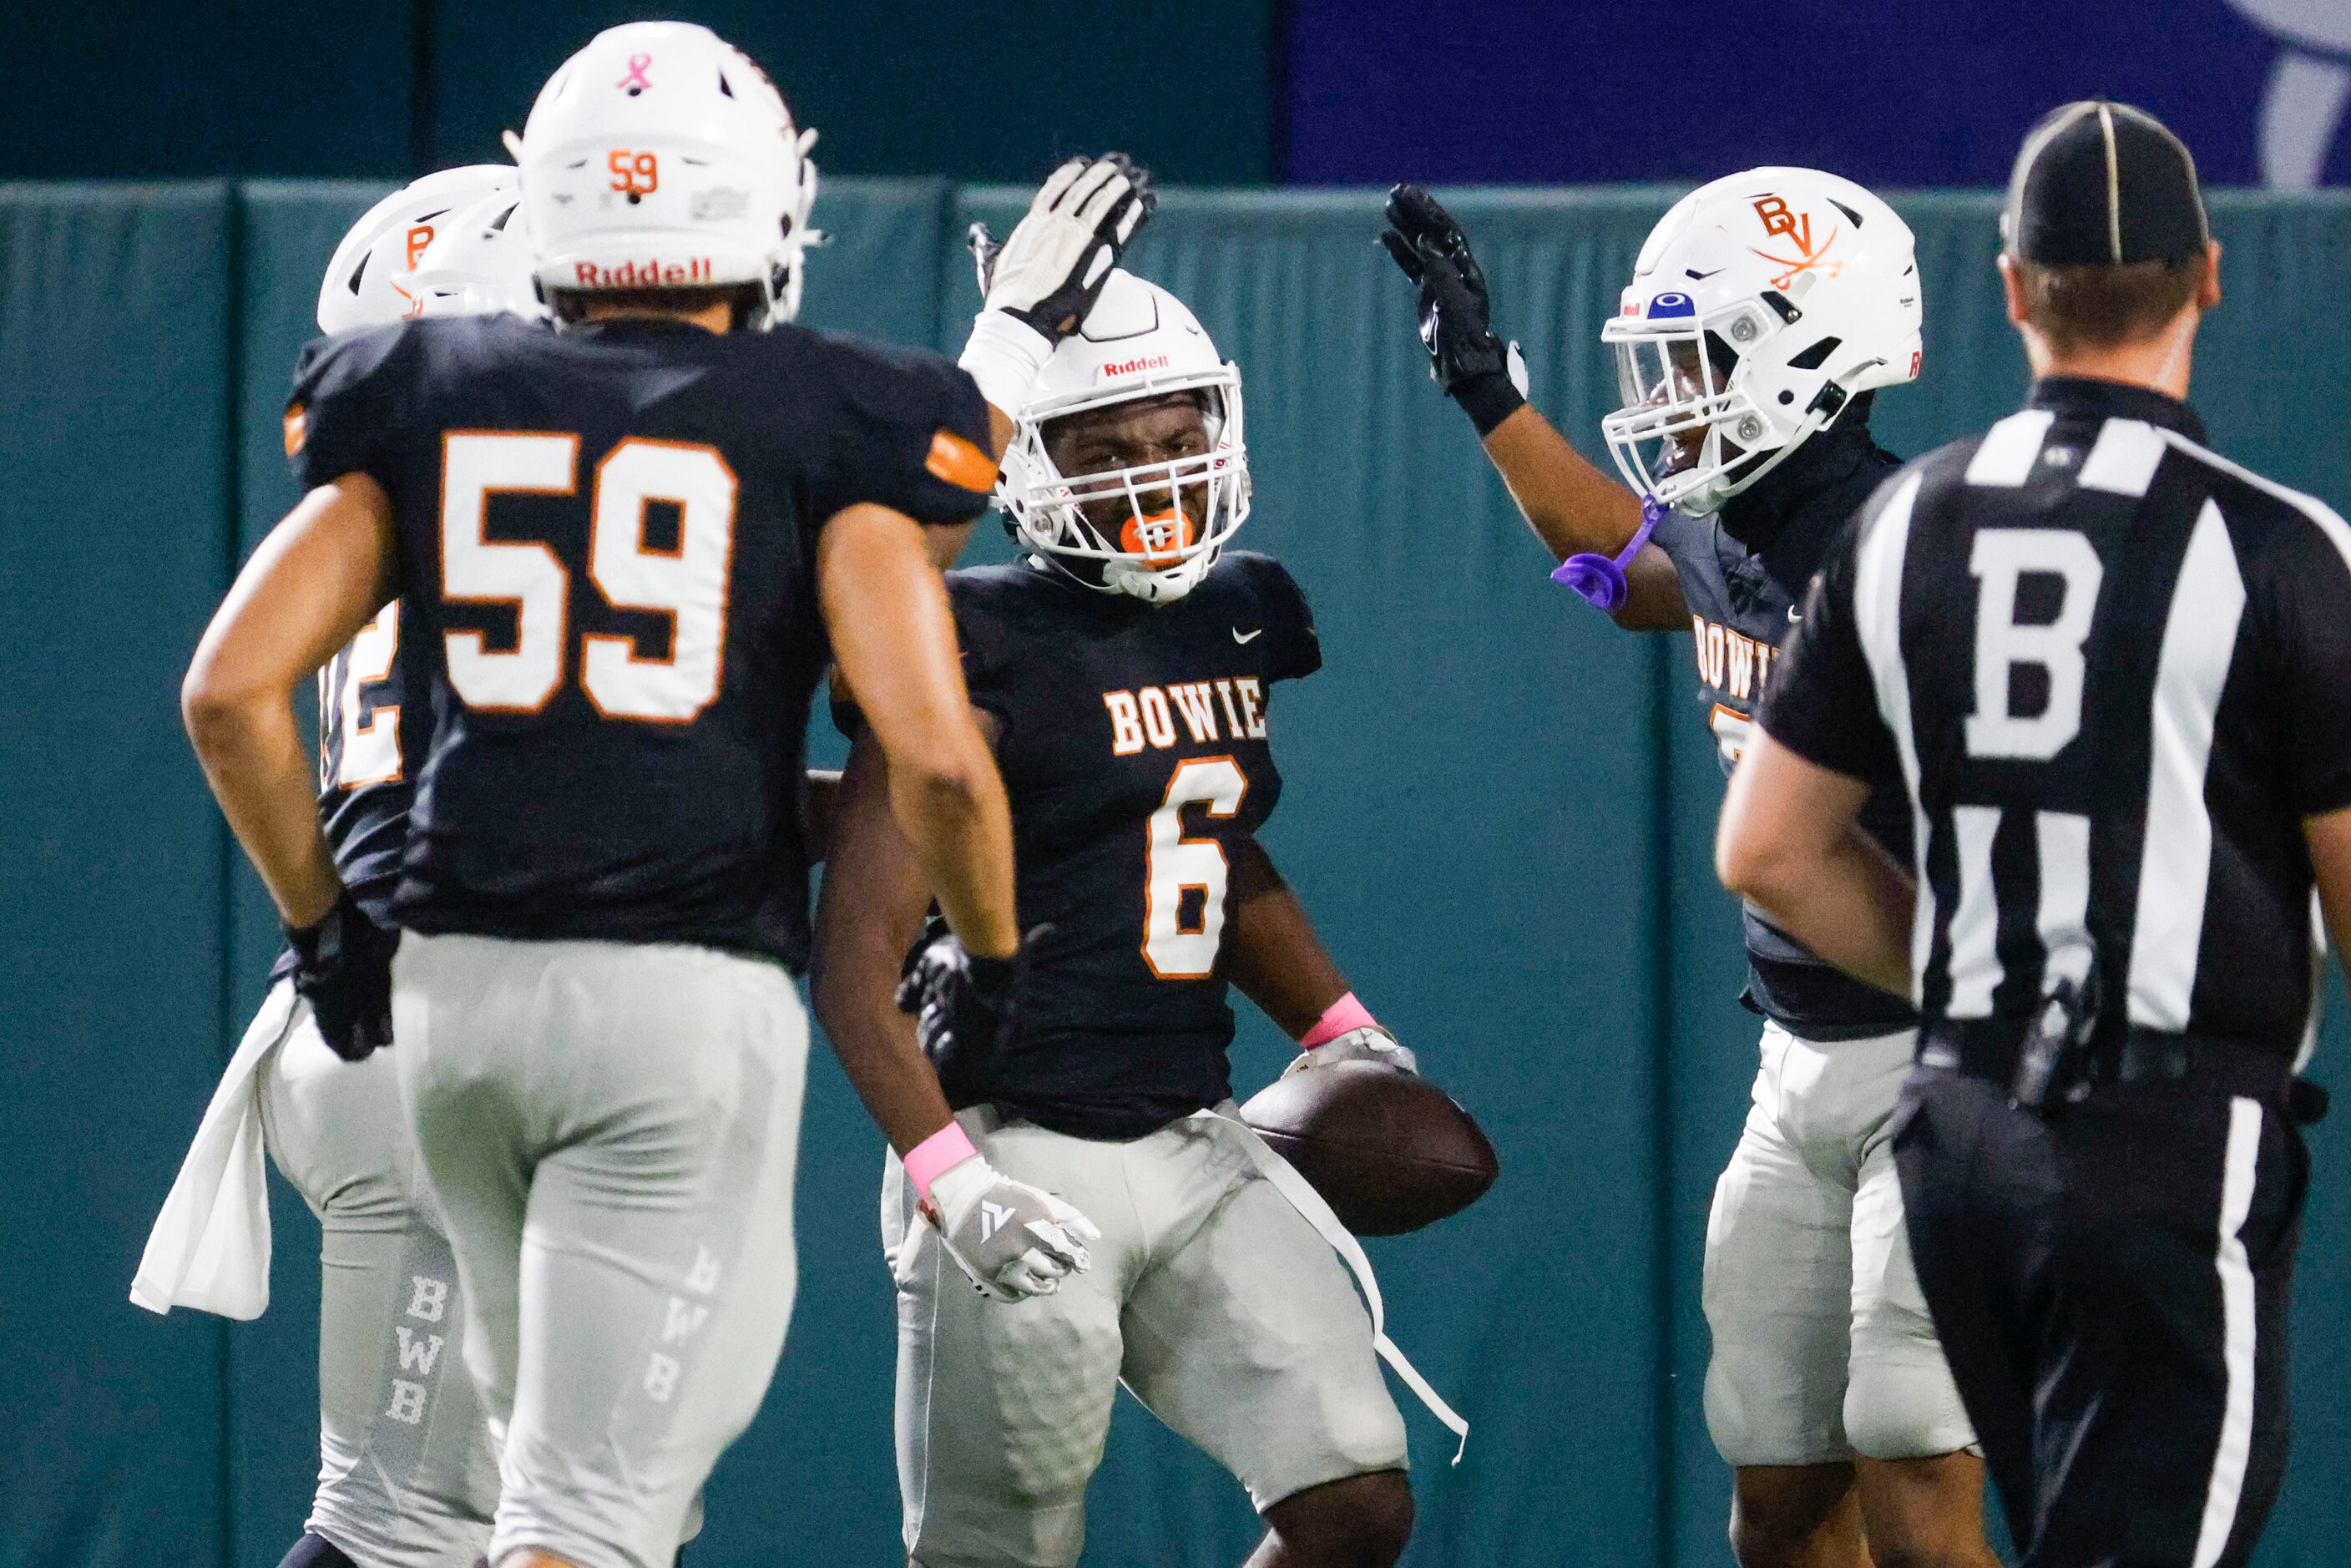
[1967,530,2104,759]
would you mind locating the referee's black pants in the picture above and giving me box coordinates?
[1893,1062,2306,1568]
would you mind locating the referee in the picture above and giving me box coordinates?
[1715,100,2351,1566]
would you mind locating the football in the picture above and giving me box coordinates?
[1241,1062,1499,1236]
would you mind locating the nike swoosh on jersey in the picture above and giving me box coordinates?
[1232,628,1263,644]
[1787,605,1802,624]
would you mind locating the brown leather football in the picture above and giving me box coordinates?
[1241,1061,1499,1236]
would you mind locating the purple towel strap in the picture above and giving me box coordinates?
[1551,494,1666,612]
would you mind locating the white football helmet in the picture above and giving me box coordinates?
[316,164,517,333]
[405,187,543,320]
[513,21,818,327]
[998,270,1249,604]
[1600,168,1922,515]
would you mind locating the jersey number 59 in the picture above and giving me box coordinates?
[438,432,736,723]
[1142,756,1249,979]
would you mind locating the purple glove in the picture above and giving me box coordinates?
[1552,494,1666,613]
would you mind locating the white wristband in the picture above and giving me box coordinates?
[957,310,1054,423]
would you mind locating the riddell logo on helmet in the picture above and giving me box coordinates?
[1100,353,1170,378]
[574,258,715,286]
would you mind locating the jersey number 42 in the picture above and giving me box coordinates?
[439,432,736,723]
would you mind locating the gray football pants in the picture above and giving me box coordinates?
[392,933,807,1568]
[260,983,498,1568]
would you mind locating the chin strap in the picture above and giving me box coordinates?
[1553,493,1666,611]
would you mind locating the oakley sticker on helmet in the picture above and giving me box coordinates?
[1750,195,1843,290]
[1646,292,1696,318]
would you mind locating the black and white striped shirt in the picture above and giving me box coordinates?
[1757,377,2351,1057]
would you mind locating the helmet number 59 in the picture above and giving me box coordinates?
[1141,756,1248,979]
[608,149,659,195]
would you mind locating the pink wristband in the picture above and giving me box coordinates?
[1300,991,1378,1050]
[904,1121,978,1202]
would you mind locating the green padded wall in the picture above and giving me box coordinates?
[9,180,2351,1566]
[0,183,238,1566]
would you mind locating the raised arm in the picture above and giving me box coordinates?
[1381,183,1686,631]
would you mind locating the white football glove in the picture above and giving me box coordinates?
[958,154,1155,416]
[924,1154,1100,1302]
[978,154,1153,333]
[1283,1024,1419,1078]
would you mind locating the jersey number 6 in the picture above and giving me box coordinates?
[439,432,736,723]
[1142,756,1249,979]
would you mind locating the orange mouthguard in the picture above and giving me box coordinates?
[1120,508,1196,567]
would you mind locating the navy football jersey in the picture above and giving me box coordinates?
[933,550,1319,1140]
[288,312,993,969]
[269,602,418,982]
[1648,407,1919,1039]
[311,601,412,923]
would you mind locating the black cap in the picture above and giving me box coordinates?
[2004,99,2209,266]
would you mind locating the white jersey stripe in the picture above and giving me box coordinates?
[2079,418,2167,498]
[2192,1096,2265,1568]
[1946,806,2005,1017]
[2035,811,2094,984]
[2128,499,2246,1029]
[1964,409,2055,487]
[2159,428,2351,574]
[1854,470,1931,1002]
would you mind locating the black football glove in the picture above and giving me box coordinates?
[1381,183,1529,436]
[286,888,398,1062]
[971,154,1157,343]
[896,923,1040,1095]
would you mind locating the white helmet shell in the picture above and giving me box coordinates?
[514,21,818,327]
[316,164,517,333]
[999,271,1249,604]
[406,189,545,321]
[1600,167,1921,514]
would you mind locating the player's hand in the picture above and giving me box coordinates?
[285,888,397,1061]
[974,154,1156,342]
[1381,183,1528,435]
[923,1154,1100,1302]
[897,926,1035,1076]
[1282,1024,1418,1078]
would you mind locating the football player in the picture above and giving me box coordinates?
[1383,176,1996,1568]
[136,164,533,1568]
[813,266,1428,1568]
[177,23,1152,1568]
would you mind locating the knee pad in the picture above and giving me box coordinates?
[274,1533,357,1568]
[1843,1356,1974,1461]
